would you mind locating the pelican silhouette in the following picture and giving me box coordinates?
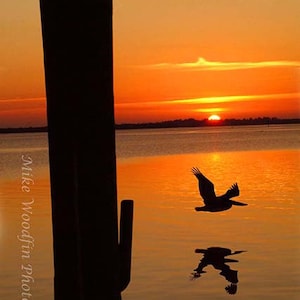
[192,167,247,212]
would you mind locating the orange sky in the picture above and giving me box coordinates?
[0,0,300,127]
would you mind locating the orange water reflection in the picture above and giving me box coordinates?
[117,149,300,299]
[0,149,299,299]
[0,176,53,299]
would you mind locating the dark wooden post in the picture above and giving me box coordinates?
[39,1,126,299]
[119,200,134,292]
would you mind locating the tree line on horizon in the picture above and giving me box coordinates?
[115,117,300,130]
[0,117,299,133]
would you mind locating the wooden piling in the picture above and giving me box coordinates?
[119,200,134,292]
[39,1,126,299]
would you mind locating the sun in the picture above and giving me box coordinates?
[208,114,221,121]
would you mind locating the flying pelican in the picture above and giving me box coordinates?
[192,167,247,212]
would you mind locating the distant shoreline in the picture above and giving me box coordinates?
[115,117,300,130]
[0,117,299,134]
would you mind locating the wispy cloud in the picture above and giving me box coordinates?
[165,93,300,104]
[144,57,300,71]
[0,97,46,103]
[194,107,227,113]
[116,92,300,107]
[0,97,46,112]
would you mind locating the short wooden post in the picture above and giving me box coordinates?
[119,200,134,292]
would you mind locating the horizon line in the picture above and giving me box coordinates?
[1,116,300,130]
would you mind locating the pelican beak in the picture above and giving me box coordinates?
[230,200,247,206]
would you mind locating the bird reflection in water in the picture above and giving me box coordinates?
[192,167,248,212]
[190,247,246,295]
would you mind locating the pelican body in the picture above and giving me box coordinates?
[192,167,247,212]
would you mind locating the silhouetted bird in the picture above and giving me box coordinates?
[192,167,247,212]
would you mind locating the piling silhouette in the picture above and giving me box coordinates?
[40,1,133,299]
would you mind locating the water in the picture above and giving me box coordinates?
[116,125,300,158]
[0,125,299,299]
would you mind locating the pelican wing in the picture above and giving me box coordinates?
[192,167,216,204]
[225,183,239,198]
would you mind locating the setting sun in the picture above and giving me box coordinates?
[208,114,221,121]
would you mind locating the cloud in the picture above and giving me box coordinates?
[116,92,300,107]
[144,57,300,71]
[168,92,300,104]
[194,107,227,113]
[0,97,46,111]
[0,97,46,103]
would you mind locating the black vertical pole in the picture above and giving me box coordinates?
[119,200,134,292]
[39,1,120,299]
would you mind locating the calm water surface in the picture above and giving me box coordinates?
[0,125,299,299]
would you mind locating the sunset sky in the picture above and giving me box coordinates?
[1,0,300,127]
